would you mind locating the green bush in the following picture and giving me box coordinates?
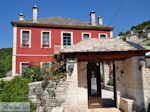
[120,36,126,41]
[107,79,114,86]
[0,77,30,102]
[22,56,66,82]
[0,77,36,112]
[22,65,43,82]
[100,74,104,83]
[0,48,12,78]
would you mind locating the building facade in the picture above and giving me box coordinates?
[11,6,114,76]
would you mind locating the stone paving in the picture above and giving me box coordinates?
[62,74,120,112]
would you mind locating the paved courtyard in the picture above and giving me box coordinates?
[62,73,120,112]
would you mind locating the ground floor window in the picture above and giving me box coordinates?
[41,62,51,72]
[20,62,29,74]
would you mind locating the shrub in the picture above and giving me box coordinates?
[107,79,114,86]
[22,56,66,82]
[22,65,43,82]
[100,74,104,83]
[0,77,36,112]
[0,48,12,78]
[120,36,126,41]
[0,77,30,102]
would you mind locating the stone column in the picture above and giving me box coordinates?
[103,63,109,86]
[66,58,78,87]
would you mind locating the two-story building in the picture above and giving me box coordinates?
[11,6,114,76]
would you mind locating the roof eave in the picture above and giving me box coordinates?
[11,21,114,31]
[60,49,150,54]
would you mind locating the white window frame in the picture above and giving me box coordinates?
[61,31,73,49]
[99,33,108,39]
[20,29,31,48]
[20,62,29,74]
[82,32,91,40]
[40,62,51,69]
[41,31,51,48]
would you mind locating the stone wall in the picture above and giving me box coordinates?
[28,79,68,112]
[141,58,150,112]
[115,56,150,112]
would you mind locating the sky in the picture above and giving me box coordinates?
[0,0,150,49]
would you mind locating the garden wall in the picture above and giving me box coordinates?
[28,79,68,112]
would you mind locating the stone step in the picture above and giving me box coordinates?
[87,108,121,112]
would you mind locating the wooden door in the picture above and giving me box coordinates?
[87,62,102,108]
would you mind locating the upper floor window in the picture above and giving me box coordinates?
[82,33,91,40]
[99,33,107,38]
[20,62,29,74]
[61,32,73,48]
[41,31,51,48]
[21,30,31,48]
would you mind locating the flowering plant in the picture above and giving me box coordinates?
[22,42,29,47]
[42,43,49,47]
[28,62,35,68]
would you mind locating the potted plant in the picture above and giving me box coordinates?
[42,43,49,47]
[22,42,29,47]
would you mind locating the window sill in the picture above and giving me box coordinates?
[41,47,50,48]
[21,47,31,48]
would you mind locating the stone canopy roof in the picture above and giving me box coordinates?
[60,38,150,53]
[11,17,114,30]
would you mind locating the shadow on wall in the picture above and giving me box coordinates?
[133,57,145,112]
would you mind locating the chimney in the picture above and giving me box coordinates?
[33,5,38,22]
[90,10,96,26]
[19,13,24,20]
[98,16,103,25]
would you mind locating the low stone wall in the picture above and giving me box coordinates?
[120,97,134,112]
[28,79,68,112]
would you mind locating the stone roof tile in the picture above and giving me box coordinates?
[11,17,113,30]
[60,38,149,53]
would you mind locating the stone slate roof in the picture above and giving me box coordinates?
[11,17,114,30]
[60,38,150,53]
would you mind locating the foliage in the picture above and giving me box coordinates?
[107,79,114,86]
[0,48,12,78]
[120,36,126,41]
[131,20,150,31]
[119,31,130,36]
[100,74,104,83]
[22,56,66,83]
[0,77,30,102]
[0,77,36,112]
[146,43,150,46]
[142,34,149,40]
[22,65,43,82]
[47,56,66,79]
[119,19,150,36]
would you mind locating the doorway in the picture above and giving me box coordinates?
[87,62,102,108]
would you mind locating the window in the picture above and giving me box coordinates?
[63,33,71,46]
[61,32,73,48]
[41,62,51,72]
[20,62,29,74]
[99,33,107,38]
[41,31,51,48]
[21,30,31,48]
[82,33,91,40]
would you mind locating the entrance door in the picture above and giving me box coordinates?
[87,62,102,108]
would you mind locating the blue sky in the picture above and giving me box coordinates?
[0,0,150,48]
